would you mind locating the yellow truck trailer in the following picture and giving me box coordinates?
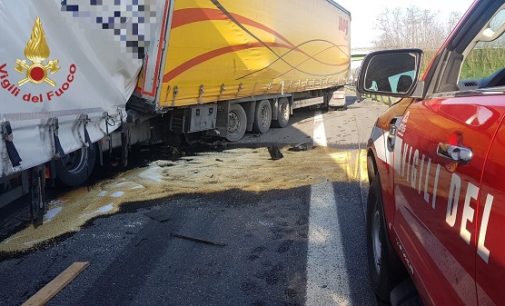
[131,0,351,141]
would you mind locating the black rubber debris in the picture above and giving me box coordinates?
[171,233,227,247]
[267,145,284,160]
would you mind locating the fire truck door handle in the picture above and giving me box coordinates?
[437,143,473,164]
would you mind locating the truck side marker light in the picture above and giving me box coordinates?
[1,121,22,167]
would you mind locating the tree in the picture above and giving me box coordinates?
[374,7,461,50]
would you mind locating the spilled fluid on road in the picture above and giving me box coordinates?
[0,147,367,253]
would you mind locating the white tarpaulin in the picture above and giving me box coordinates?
[0,0,163,177]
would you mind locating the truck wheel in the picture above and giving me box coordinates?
[367,178,406,303]
[55,144,97,187]
[253,100,272,134]
[226,104,247,142]
[273,98,290,128]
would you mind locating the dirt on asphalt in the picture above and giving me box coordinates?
[0,146,367,253]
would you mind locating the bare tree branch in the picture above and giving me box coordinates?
[373,7,461,50]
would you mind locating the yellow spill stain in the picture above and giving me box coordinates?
[0,147,368,253]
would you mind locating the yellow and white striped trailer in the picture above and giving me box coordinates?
[133,0,351,141]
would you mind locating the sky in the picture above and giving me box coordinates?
[335,0,475,50]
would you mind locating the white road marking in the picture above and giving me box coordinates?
[306,111,351,306]
[313,112,328,147]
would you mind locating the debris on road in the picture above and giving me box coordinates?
[288,143,313,152]
[156,161,175,168]
[267,145,284,160]
[144,209,171,223]
[22,262,89,306]
[134,238,147,247]
[0,147,366,253]
[170,233,227,247]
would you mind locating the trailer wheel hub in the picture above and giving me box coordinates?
[228,111,240,133]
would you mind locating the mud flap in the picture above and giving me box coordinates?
[1,121,22,167]
[30,166,47,227]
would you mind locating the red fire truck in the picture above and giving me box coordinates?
[358,0,505,304]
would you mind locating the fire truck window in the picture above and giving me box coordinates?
[460,8,505,89]
[461,38,505,81]
[488,9,505,35]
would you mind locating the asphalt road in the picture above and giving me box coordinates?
[0,98,388,306]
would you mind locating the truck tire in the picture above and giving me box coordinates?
[253,100,272,134]
[226,104,247,142]
[273,97,290,128]
[367,178,406,303]
[55,144,97,187]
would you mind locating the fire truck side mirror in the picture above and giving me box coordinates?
[357,49,423,99]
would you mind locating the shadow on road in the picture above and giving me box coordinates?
[0,184,373,306]
[0,98,383,306]
[332,181,375,305]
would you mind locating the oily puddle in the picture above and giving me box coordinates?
[0,147,367,253]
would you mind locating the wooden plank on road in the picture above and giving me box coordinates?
[22,262,89,306]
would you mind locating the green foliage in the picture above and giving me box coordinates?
[419,48,505,80]
[461,48,505,79]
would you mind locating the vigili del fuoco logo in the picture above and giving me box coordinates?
[0,17,77,103]
[15,17,60,87]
